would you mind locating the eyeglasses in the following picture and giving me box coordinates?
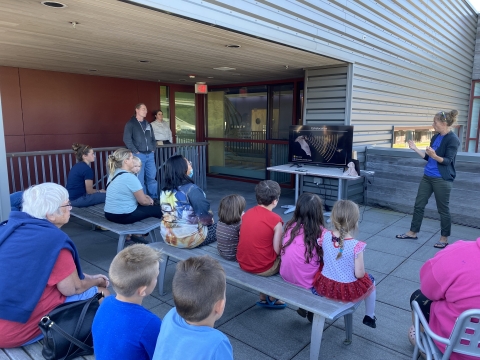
[60,202,72,210]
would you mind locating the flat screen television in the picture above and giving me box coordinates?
[288,125,354,167]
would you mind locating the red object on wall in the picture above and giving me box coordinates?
[0,66,161,152]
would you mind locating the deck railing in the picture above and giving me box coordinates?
[6,142,208,194]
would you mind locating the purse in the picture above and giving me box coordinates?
[38,292,103,360]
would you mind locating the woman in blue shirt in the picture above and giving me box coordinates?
[67,143,106,207]
[396,110,460,248]
[104,148,162,224]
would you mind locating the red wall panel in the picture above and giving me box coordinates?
[0,67,162,152]
[0,67,25,138]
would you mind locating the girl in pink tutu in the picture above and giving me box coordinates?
[312,200,377,328]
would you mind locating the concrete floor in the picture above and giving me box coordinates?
[64,177,480,360]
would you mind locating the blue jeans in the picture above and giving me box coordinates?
[21,286,99,346]
[71,192,106,207]
[136,152,158,199]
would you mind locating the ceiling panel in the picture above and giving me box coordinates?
[0,0,344,84]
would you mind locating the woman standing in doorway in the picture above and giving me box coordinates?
[151,110,173,145]
[67,143,106,207]
[396,110,460,248]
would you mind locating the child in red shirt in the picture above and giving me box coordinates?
[237,180,285,309]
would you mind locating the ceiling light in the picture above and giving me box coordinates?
[179,79,187,82]
[41,1,67,8]
[88,69,97,72]
[226,44,241,48]
[213,67,236,71]
[188,75,196,79]
[207,76,214,79]
[138,60,150,63]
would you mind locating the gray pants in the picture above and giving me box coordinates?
[71,192,106,208]
[410,175,453,237]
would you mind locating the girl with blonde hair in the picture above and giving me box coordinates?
[312,200,377,328]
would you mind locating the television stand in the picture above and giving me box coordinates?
[267,164,361,215]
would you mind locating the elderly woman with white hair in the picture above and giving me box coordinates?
[0,183,110,348]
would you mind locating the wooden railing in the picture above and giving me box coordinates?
[6,142,208,194]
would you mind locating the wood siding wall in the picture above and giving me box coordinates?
[0,66,160,152]
[365,147,480,228]
[139,0,477,150]
[472,16,480,80]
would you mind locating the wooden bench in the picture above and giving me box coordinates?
[0,341,94,359]
[148,241,361,360]
[70,204,161,253]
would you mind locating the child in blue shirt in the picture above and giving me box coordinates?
[93,244,163,360]
[152,255,233,360]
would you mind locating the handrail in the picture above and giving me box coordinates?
[6,143,209,193]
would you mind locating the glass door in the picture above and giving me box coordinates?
[173,91,196,143]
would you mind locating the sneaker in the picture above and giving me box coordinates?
[363,315,377,328]
[296,308,314,323]
[296,308,307,318]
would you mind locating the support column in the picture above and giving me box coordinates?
[0,91,11,222]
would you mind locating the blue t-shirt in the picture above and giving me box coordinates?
[92,296,161,360]
[152,308,233,360]
[424,135,444,178]
[66,162,93,200]
[104,169,143,214]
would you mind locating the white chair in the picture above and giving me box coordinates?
[411,300,480,360]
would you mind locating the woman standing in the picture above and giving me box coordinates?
[151,110,173,145]
[104,148,162,224]
[396,110,460,248]
[67,143,106,207]
[160,155,215,248]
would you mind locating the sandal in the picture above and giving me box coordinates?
[256,296,287,309]
[396,233,418,240]
[434,241,448,249]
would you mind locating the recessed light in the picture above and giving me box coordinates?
[213,67,236,71]
[41,1,66,8]
[207,76,214,79]
[138,60,150,63]
[179,79,187,82]
[226,44,241,48]
[188,75,196,79]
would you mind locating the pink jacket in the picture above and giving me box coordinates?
[420,238,480,360]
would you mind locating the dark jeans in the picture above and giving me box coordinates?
[71,192,106,207]
[197,223,217,247]
[410,175,453,237]
[105,205,162,224]
[410,289,432,323]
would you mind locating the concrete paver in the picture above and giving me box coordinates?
[58,177,479,360]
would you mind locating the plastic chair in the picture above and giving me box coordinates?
[411,300,480,360]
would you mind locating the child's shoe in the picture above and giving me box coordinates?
[362,315,377,328]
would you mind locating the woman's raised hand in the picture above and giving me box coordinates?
[407,140,417,151]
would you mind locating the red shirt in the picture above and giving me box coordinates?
[0,249,75,348]
[237,206,283,273]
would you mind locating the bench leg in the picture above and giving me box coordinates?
[343,313,353,345]
[158,254,169,296]
[117,234,127,253]
[148,229,158,243]
[310,313,326,360]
